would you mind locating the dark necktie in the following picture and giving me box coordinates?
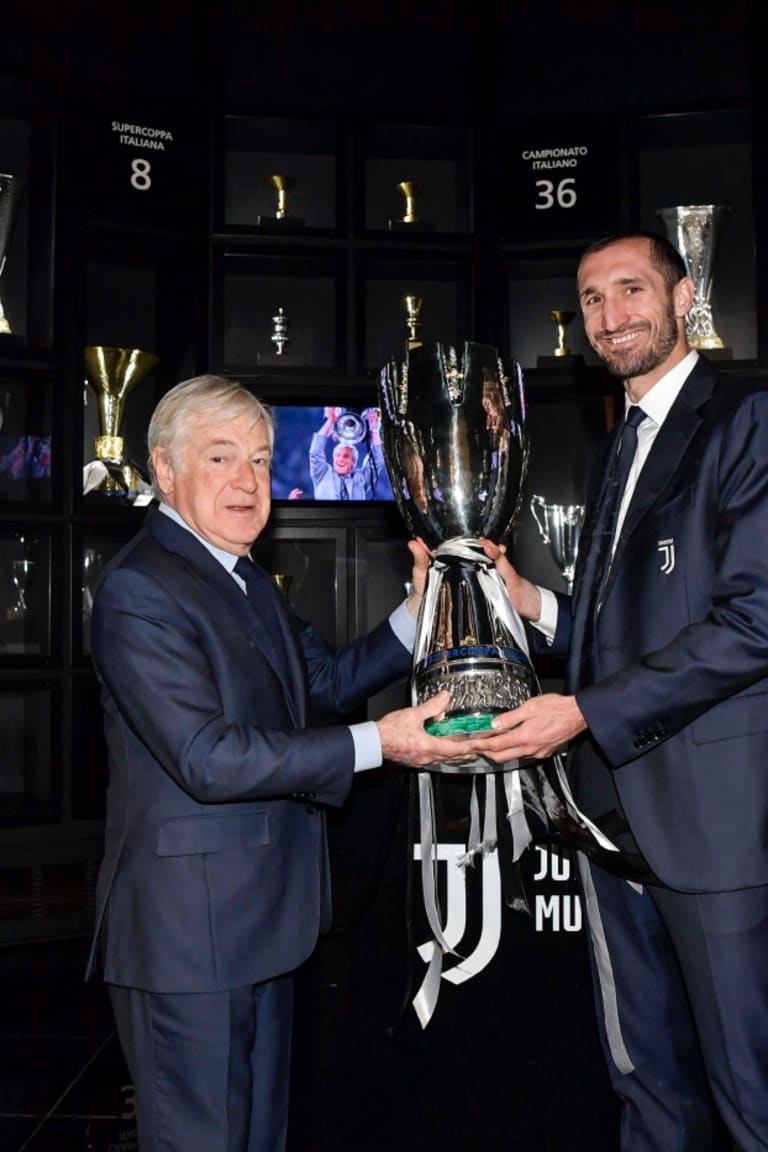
[583,404,645,674]
[234,555,288,663]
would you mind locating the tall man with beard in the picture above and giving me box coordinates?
[467,233,768,1150]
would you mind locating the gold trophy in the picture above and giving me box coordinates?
[272,573,292,600]
[84,346,159,495]
[397,181,421,224]
[389,181,435,232]
[258,175,305,228]
[403,295,423,348]
[549,309,574,356]
[538,309,583,368]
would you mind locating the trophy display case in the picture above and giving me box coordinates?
[1,86,767,945]
[360,122,472,236]
[361,256,471,373]
[0,682,57,828]
[212,250,343,374]
[72,528,134,659]
[0,371,55,506]
[505,254,596,373]
[219,116,340,234]
[499,104,758,385]
[0,89,56,353]
[250,523,346,648]
[632,106,756,363]
[0,528,56,662]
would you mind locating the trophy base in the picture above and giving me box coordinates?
[256,217,307,232]
[697,346,733,361]
[536,354,585,370]
[256,352,306,367]
[425,710,499,737]
[388,220,436,232]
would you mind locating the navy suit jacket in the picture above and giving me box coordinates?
[544,357,768,892]
[86,508,411,992]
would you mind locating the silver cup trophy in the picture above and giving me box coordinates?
[530,496,585,594]
[658,204,729,350]
[379,341,533,770]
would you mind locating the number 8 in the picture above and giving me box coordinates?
[130,158,152,191]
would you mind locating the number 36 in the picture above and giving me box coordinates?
[534,178,576,210]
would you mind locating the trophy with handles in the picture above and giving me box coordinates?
[379,341,533,768]
[530,496,585,594]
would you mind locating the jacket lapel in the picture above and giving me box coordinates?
[601,358,716,601]
[146,509,302,721]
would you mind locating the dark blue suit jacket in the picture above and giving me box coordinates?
[545,357,768,892]
[85,508,411,992]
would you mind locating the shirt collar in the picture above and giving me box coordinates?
[625,349,698,428]
[158,503,239,575]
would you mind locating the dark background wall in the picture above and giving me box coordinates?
[0,0,758,115]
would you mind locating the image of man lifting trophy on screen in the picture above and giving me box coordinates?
[288,405,386,501]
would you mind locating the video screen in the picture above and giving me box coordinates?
[271,406,395,503]
[0,434,51,481]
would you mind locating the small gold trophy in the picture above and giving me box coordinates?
[549,309,574,357]
[537,310,582,369]
[84,346,159,496]
[271,174,295,219]
[403,296,423,348]
[258,175,305,229]
[397,181,421,224]
[272,573,292,600]
[389,181,435,232]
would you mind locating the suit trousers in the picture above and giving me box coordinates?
[578,856,768,1152]
[109,974,294,1152]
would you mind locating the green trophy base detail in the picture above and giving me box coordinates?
[425,713,496,737]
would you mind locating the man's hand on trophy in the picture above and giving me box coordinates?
[362,407,381,444]
[468,694,587,762]
[377,691,476,768]
[479,538,543,623]
[405,536,432,616]
[321,406,343,437]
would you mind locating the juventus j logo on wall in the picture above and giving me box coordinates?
[657,538,675,574]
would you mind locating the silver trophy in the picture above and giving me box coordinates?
[530,496,585,594]
[331,408,367,445]
[0,174,24,335]
[379,341,532,771]
[658,204,729,350]
[270,307,290,355]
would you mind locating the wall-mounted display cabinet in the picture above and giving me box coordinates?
[0,83,766,941]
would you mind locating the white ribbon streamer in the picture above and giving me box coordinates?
[410,537,628,1027]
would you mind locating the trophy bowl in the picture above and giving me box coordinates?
[530,496,584,594]
[379,341,534,770]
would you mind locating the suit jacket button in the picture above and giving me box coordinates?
[306,804,318,815]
